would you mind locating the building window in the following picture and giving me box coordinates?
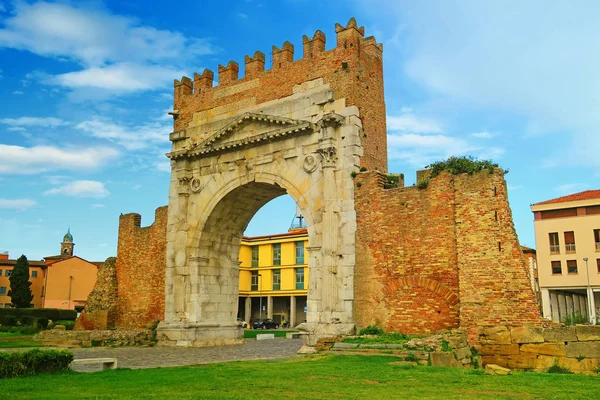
[0,287,6,295]
[272,244,281,266]
[251,246,259,267]
[31,271,38,278]
[567,260,578,274]
[551,261,562,274]
[597,259,600,273]
[564,231,576,253]
[251,271,259,291]
[295,241,305,264]
[295,268,305,290]
[272,269,281,290]
[549,233,560,254]
[594,229,600,251]
[5,270,11,277]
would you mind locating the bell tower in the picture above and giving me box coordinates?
[60,228,74,257]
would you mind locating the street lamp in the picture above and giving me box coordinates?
[583,257,595,325]
[258,274,263,320]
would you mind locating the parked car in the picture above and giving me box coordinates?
[236,318,247,328]
[252,318,279,330]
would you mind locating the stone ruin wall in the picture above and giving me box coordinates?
[172,18,387,173]
[114,206,168,329]
[74,257,118,330]
[354,170,542,337]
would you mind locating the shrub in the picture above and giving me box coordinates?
[405,353,419,362]
[351,171,358,179]
[358,325,384,336]
[57,309,77,321]
[383,174,401,189]
[0,308,76,322]
[0,348,74,378]
[0,314,18,327]
[360,167,367,172]
[416,178,429,189]
[547,362,573,374]
[561,312,588,326]
[18,315,36,326]
[426,156,503,178]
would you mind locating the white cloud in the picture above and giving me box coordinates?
[0,145,119,174]
[554,183,587,195]
[0,198,36,210]
[387,111,443,134]
[471,131,497,139]
[50,63,183,92]
[376,1,600,169]
[132,184,141,190]
[0,2,216,93]
[76,118,170,150]
[0,117,68,128]
[91,203,106,209]
[44,180,110,198]
[7,126,26,132]
[12,90,23,95]
[156,161,171,172]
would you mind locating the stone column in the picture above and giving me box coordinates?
[588,290,597,324]
[573,294,581,314]
[267,296,273,319]
[580,295,588,316]
[541,289,551,319]
[245,297,252,326]
[550,291,560,322]
[290,295,296,327]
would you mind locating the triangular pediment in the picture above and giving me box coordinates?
[186,113,316,157]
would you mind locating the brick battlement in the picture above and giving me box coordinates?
[174,18,382,99]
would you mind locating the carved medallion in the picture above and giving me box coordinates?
[190,177,202,193]
[303,154,318,173]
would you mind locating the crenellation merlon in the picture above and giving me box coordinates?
[218,61,239,85]
[303,30,326,59]
[272,41,294,69]
[194,69,214,92]
[173,18,382,100]
[244,51,265,79]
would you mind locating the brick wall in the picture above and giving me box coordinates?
[173,18,387,172]
[354,170,541,335]
[115,206,168,329]
[74,257,117,330]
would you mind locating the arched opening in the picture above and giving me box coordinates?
[238,194,308,329]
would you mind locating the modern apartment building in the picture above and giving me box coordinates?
[531,190,600,323]
[238,228,308,328]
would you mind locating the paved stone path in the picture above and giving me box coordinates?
[69,338,303,371]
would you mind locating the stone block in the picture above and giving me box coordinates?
[510,326,544,344]
[575,326,600,341]
[430,352,462,368]
[485,364,511,375]
[455,346,472,360]
[542,326,577,342]
[297,345,317,354]
[519,343,566,357]
[479,344,520,356]
[332,342,358,349]
[566,341,600,358]
[480,326,511,344]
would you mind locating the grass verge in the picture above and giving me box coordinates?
[242,329,297,339]
[1,354,599,399]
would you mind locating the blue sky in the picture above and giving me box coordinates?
[0,0,598,262]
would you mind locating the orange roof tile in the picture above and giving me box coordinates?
[533,190,600,206]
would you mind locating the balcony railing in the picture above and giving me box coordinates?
[550,245,560,254]
[565,243,576,253]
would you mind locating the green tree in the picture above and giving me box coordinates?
[8,255,33,308]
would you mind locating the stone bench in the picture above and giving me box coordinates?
[285,332,306,339]
[256,334,275,340]
[71,358,118,371]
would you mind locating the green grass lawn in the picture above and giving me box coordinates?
[1,354,599,399]
[243,329,297,339]
[0,332,45,348]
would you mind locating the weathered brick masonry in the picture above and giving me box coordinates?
[173,18,387,172]
[354,170,541,335]
[114,207,168,329]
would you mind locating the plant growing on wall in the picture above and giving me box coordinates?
[8,255,33,308]
[417,156,506,189]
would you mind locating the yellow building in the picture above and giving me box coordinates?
[531,190,600,324]
[0,230,101,311]
[0,253,46,308]
[238,228,308,327]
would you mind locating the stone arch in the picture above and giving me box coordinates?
[157,81,364,346]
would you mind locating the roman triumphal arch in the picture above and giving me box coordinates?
[156,78,363,346]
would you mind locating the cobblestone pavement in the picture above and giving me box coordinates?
[68,338,303,371]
